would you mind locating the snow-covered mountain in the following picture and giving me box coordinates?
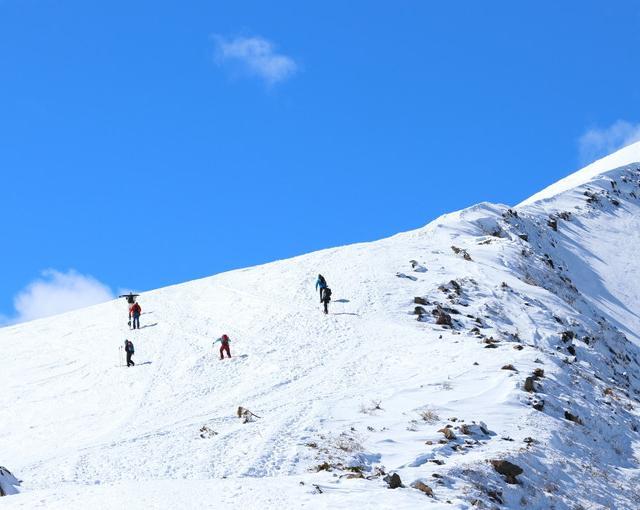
[2,144,640,509]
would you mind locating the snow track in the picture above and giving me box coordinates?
[3,148,640,508]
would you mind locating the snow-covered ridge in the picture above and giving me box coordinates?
[520,140,640,206]
[2,154,640,509]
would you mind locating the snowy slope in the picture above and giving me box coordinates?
[2,146,640,509]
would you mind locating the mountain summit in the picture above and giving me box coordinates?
[2,147,640,509]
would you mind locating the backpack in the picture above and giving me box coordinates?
[324,288,332,300]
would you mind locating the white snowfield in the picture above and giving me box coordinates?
[2,144,640,509]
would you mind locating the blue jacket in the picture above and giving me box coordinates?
[316,277,327,290]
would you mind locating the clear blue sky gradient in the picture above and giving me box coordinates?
[2,1,640,315]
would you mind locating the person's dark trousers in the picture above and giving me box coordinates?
[220,344,231,359]
[323,301,328,314]
[319,287,325,303]
[133,314,140,329]
[126,352,135,367]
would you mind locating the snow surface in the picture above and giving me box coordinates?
[2,152,640,509]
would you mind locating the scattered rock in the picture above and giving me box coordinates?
[564,411,583,425]
[523,437,536,444]
[487,489,504,504]
[518,234,529,242]
[547,218,558,231]
[237,406,261,424]
[315,462,332,472]
[410,260,428,272]
[490,460,523,484]
[484,343,498,349]
[513,344,524,351]
[430,459,445,465]
[567,345,576,356]
[199,425,218,438]
[532,401,544,411]
[438,427,457,440]
[396,272,417,281]
[414,296,430,305]
[411,481,434,497]
[384,473,403,489]
[433,306,453,327]
[523,377,536,392]
[451,245,472,261]
[501,364,517,371]
[532,368,544,379]
[414,306,427,315]
[561,331,575,343]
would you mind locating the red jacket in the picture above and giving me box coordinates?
[130,303,142,316]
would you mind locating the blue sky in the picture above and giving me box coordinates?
[2,1,640,322]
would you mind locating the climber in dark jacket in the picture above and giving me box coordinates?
[321,287,332,314]
[124,339,135,367]
[315,274,328,302]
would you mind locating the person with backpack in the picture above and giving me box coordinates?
[321,287,332,314]
[129,301,142,330]
[213,334,231,360]
[124,339,135,367]
[315,274,328,302]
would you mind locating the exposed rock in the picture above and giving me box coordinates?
[567,345,576,356]
[414,296,430,305]
[315,461,332,472]
[564,411,583,425]
[414,306,427,315]
[518,234,529,242]
[561,331,575,343]
[532,368,544,379]
[451,245,472,261]
[548,218,558,231]
[501,364,517,371]
[433,306,453,327]
[513,344,524,351]
[490,459,523,484]
[523,377,536,392]
[411,481,434,496]
[384,473,403,489]
[438,427,457,440]
[410,260,428,272]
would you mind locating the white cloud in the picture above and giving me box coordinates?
[214,35,297,85]
[579,120,640,164]
[6,269,114,324]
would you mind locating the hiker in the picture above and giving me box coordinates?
[130,301,142,329]
[316,274,328,302]
[321,287,332,314]
[124,339,135,367]
[213,334,231,360]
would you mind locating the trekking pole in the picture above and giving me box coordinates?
[119,346,123,367]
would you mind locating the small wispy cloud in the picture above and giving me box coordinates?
[214,35,297,85]
[3,269,114,325]
[578,120,640,164]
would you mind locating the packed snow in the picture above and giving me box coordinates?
[2,144,640,509]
